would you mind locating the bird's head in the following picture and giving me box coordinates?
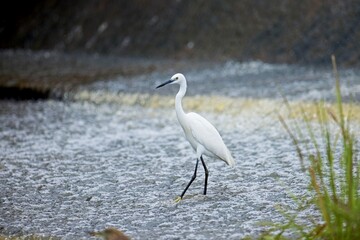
[156,73,185,89]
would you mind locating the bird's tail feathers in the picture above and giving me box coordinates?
[225,149,235,167]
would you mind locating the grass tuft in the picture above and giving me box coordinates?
[262,55,360,239]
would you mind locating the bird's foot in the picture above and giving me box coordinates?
[174,196,182,203]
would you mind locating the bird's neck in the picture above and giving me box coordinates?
[175,80,187,122]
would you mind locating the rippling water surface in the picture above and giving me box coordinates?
[1,53,359,239]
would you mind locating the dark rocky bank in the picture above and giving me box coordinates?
[1,0,360,66]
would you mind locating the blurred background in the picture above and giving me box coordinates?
[1,0,359,66]
[1,1,360,239]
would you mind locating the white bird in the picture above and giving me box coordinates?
[156,73,235,201]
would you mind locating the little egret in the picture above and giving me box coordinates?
[156,73,235,201]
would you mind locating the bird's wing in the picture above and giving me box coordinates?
[187,112,234,166]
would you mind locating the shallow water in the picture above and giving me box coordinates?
[81,60,360,101]
[0,55,359,239]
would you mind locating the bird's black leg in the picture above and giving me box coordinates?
[200,156,209,195]
[180,158,199,199]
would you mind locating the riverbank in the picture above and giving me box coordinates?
[2,1,359,66]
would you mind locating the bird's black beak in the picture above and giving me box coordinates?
[156,79,173,89]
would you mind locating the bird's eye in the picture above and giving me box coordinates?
[176,77,178,80]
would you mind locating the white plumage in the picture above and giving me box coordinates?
[183,112,235,167]
[156,73,235,200]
